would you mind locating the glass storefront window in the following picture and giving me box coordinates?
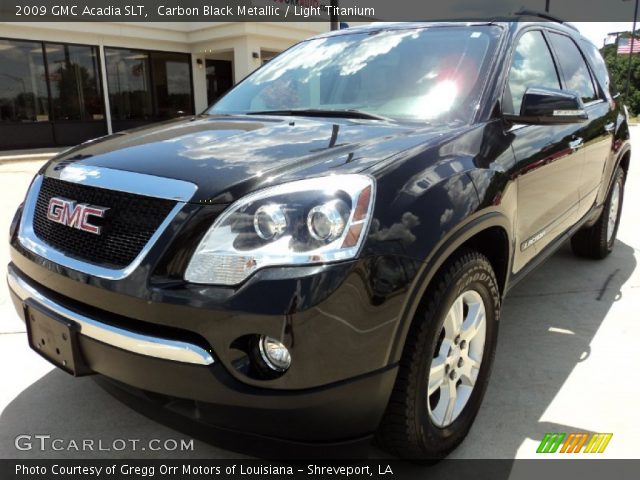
[45,43,104,121]
[206,60,233,105]
[1,39,194,147]
[0,39,49,122]
[152,52,192,118]
[105,47,193,129]
[1,38,108,149]
[105,48,153,121]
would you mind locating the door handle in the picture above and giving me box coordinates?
[569,137,584,151]
[604,122,615,133]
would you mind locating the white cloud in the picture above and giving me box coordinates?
[572,22,635,47]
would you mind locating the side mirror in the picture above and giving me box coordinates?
[504,87,588,125]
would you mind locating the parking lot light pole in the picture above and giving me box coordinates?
[330,0,339,31]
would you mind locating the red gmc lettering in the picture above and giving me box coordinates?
[46,197,107,235]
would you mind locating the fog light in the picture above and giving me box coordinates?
[258,336,291,372]
[307,200,348,241]
[254,204,287,240]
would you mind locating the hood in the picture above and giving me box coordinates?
[44,115,461,203]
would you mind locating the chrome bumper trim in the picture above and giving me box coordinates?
[7,267,215,366]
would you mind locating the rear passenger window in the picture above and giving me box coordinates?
[548,32,599,103]
[505,31,560,115]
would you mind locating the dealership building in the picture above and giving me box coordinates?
[0,22,334,150]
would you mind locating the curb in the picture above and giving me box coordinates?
[0,150,62,166]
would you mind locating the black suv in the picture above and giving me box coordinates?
[7,20,630,459]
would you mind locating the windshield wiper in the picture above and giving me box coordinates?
[245,109,392,122]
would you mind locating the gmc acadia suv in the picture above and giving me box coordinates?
[7,20,630,459]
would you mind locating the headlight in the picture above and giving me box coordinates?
[185,174,375,285]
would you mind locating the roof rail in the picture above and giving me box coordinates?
[513,9,579,32]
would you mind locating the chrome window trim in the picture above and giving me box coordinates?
[7,267,214,366]
[18,174,190,280]
[584,99,605,108]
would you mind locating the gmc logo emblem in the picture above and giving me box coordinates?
[46,197,108,235]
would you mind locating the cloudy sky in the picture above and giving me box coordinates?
[573,22,636,47]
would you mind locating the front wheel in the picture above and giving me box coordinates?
[376,251,500,460]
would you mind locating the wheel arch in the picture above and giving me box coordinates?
[386,212,512,365]
[609,144,631,193]
[618,147,631,178]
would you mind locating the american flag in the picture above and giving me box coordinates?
[617,37,640,54]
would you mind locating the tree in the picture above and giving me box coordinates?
[602,34,640,115]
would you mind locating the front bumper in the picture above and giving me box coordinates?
[10,234,409,390]
[8,268,213,366]
[7,263,398,444]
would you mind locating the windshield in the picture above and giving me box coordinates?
[209,25,501,124]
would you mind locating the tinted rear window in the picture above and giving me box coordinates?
[547,32,599,103]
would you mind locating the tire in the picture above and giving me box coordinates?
[571,167,625,259]
[376,250,500,460]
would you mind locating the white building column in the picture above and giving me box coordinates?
[192,55,208,113]
[98,42,113,135]
[233,36,262,83]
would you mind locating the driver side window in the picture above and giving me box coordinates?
[504,31,561,115]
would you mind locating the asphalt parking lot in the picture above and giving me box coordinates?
[0,129,639,460]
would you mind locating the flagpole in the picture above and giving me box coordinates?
[625,0,639,102]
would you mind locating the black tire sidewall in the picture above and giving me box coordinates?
[605,169,625,252]
[413,258,500,455]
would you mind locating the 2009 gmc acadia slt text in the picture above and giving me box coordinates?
[7,19,630,459]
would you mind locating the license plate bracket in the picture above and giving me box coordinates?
[25,300,91,376]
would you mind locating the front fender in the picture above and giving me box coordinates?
[382,210,512,365]
[364,164,513,365]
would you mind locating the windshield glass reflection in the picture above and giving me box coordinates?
[210,25,501,124]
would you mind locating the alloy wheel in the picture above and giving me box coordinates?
[607,179,621,245]
[427,290,487,427]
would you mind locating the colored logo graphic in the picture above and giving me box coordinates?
[537,432,613,453]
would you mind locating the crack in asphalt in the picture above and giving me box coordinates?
[597,269,620,301]
[509,287,619,299]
